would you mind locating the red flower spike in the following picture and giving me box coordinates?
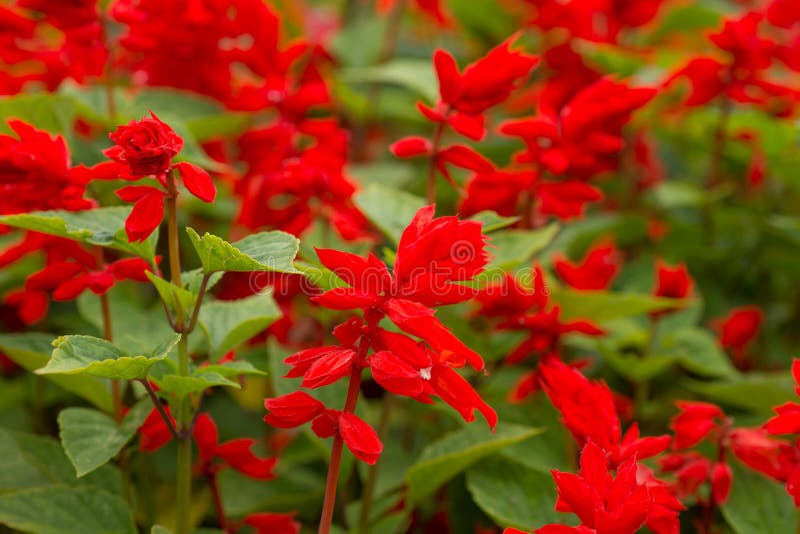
[244,512,301,534]
[338,412,383,465]
[264,392,326,428]
[106,112,183,176]
[554,240,621,291]
[174,161,216,202]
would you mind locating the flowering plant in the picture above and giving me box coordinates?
[0,1,799,534]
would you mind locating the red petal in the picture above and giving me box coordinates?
[174,162,216,202]
[338,412,383,464]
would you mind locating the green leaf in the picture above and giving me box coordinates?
[550,288,681,323]
[146,271,197,319]
[0,333,112,411]
[0,486,136,534]
[198,292,281,359]
[657,327,737,378]
[340,59,438,102]
[722,459,797,533]
[469,211,521,233]
[186,228,300,274]
[354,184,426,245]
[482,224,560,273]
[0,93,76,136]
[200,360,267,378]
[37,333,181,380]
[405,423,541,502]
[151,527,172,534]
[0,207,158,264]
[686,372,795,413]
[58,401,152,477]
[154,372,239,399]
[466,455,565,530]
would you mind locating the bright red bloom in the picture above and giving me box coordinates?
[554,241,621,291]
[764,360,800,435]
[523,0,667,43]
[712,306,763,352]
[138,405,177,452]
[377,0,451,26]
[106,113,183,176]
[193,413,277,479]
[550,441,652,534]
[653,261,693,300]
[729,427,800,505]
[102,114,216,242]
[371,330,498,428]
[432,34,539,117]
[244,513,301,534]
[0,120,95,214]
[313,206,487,369]
[670,401,726,450]
[263,392,383,464]
[539,358,669,467]
[477,267,604,368]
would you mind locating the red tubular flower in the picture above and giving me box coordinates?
[263,392,326,428]
[138,405,177,452]
[372,330,498,428]
[103,113,216,241]
[553,241,621,291]
[115,185,165,243]
[712,306,763,352]
[193,414,277,479]
[670,402,725,450]
[711,462,733,504]
[244,513,301,534]
[550,441,652,534]
[539,359,669,467]
[338,412,383,465]
[433,33,539,117]
[313,205,488,370]
[106,112,183,176]
[653,260,693,301]
[0,120,95,214]
[477,267,604,369]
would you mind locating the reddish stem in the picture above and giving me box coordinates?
[318,365,364,534]
[426,119,446,204]
[208,472,229,533]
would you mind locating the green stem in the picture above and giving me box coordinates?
[165,170,192,534]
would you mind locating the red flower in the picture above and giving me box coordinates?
[539,358,669,467]
[138,405,177,452]
[433,33,539,116]
[670,402,725,450]
[263,392,383,464]
[102,114,216,242]
[554,241,621,290]
[550,441,652,534]
[193,414,277,479]
[106,112,184,176]
[653,260,693,300]
[712,306,763,352]
[244,513,301,534]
